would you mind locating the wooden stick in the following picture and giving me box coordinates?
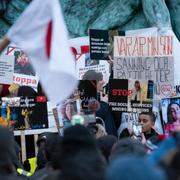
[34,134,38,156]
[0,36,10,53]
[20,130,26,162]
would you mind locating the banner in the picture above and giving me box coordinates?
[108,79,153,112]
[0,55,14,84]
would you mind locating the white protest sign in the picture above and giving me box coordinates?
[5,46,39,88]
[126,27,180,90]
[76,53,110,84]
[0,55,14,84]
[114,28,174,98]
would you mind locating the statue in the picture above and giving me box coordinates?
[0,0,180,41]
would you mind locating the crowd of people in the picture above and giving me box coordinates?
[1,121,180,180]
[0,69,180,179]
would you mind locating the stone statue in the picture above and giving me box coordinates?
[0,0,180,41]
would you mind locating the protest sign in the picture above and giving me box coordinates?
[89,29,124,60]
[78,80,97,110]
[0,55,14,84]
[69,36,89,56]
[76,53,110,84]
[0,96,48,130]
[114,36,173,57]
[6,46,39,87]
[125,27,180,87]
[108,79,153,112]
[114,35,174,98]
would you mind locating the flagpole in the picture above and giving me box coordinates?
[0,36,10,53]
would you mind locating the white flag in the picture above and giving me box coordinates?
[7,0,77,104]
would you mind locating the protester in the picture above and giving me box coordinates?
[0,126,24,179]
[82,70,117,136]
[106,155,166,180]
[138,112,159,144]
[110,137,146,161]
[46,124,106,180]
[31,133,60,180]
[97,135,117,162]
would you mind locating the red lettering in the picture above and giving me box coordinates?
[21,78,26,83]
[112,89,117,96]
[112,89,132,96]
[126,37,132,56]
[139,37,146,56]
[26,79,31,84]
[16,77,20,82]
[32,80,37,84]
[116,38,126,56]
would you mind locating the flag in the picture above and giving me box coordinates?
[7,0,77,104]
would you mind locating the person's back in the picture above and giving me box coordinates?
[0,126,25,179]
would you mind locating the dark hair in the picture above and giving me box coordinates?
[97,135,117,162]
[139,112,156,123]
[0,127,16,174]
[51,124,106,179]
[17,86,37,97]
[60,150,106,180]
[82,70,103,82]
[167,103,180,124]
[110,137,146,160]
[134,80,141,90]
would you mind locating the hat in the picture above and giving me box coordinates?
[36,132,52,147]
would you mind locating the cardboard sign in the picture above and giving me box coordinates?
[108,79,153,112]
[89,29,125,60]
[0,96,48,130]
[0,55,14,84]
[114,34,174,98]
[114,36,173,57]
[114,56,174,98]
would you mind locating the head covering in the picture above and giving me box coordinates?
[106,155,166,180]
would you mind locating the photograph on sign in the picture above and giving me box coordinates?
[161,97,180,135]
[6,46,39,87]
[109,79,153,112]
[0,96,48,130]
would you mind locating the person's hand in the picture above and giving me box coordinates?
[100,91,108,103]
[107,55,113,65]
[141,133,147,144]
